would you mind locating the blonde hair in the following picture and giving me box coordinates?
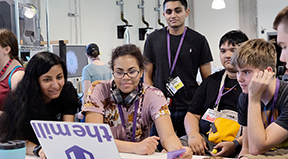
[231,39,277,72]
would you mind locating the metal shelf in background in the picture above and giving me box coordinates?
[20,45,49,52]
[15,0,51,57]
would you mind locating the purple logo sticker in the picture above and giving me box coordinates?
[65,145,94,159]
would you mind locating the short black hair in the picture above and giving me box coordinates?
[219,30,249,48]
[163,0,188,10]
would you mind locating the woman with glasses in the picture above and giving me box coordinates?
[80,44,191,158]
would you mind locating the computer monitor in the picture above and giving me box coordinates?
[0,0,15,32]
[51,44,88,78]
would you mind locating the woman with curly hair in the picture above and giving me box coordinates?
[80,44,192,158]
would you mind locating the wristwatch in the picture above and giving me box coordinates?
[33,145,42,157]
[233,140,242,152]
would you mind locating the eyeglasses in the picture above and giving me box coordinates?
[113,70,140,79]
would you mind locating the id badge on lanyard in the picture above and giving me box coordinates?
[166,76,184,97]
[166,27,186,106]
[202,108,216,123]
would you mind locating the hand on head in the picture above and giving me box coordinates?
[248,69,275,97]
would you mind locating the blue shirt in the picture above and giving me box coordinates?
[81,63,112,83]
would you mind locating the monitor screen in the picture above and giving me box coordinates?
[51,44,88,78]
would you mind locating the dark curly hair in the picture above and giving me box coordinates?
[109,44,148,71]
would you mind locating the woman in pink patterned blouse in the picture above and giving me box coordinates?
[81,44,192,158]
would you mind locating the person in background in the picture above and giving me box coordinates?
[231,39,288,158]
[273,6,288,76]
[0,29,25,113]
[0,52,79,159]
[82,43,112,106]
[143,0,213,148]
[181,30,248,157]
[80,44,192,158]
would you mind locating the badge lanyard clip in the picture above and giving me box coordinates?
[214,71,238,115]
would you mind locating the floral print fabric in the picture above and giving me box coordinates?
[82,80,170,142]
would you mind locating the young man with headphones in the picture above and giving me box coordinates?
[80,44,192,158]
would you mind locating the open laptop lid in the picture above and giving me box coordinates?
[30,120,121,159]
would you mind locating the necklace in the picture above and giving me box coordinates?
[0,59,12,78]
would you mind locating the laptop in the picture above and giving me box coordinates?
[30,120,121,159]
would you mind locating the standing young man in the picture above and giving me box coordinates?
[181,30,248,157]
[230,39,288,157]
[143,0,213,141]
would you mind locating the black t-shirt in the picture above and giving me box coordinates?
[24,81,79,145]
[144,27,213,110]
[238,80,288,131]
[188,70,242,135]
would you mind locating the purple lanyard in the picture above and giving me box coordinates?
[117,100,139,142]
[264,78,280,126]
[167,27,187,75]
[215,82,238,106]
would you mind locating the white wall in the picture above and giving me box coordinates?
[257,0,288,40]
[40,0,288,68]
[40,0,167,64]
[193,0,239,68]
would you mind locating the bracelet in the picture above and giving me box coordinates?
[33,145,42,157]
[233,140,242,152]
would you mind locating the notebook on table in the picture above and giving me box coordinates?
[30,120,121,159]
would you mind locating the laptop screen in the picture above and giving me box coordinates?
[30,120,121,159]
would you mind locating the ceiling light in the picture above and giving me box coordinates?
[23,4,37,19]
[212,0,226,10]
